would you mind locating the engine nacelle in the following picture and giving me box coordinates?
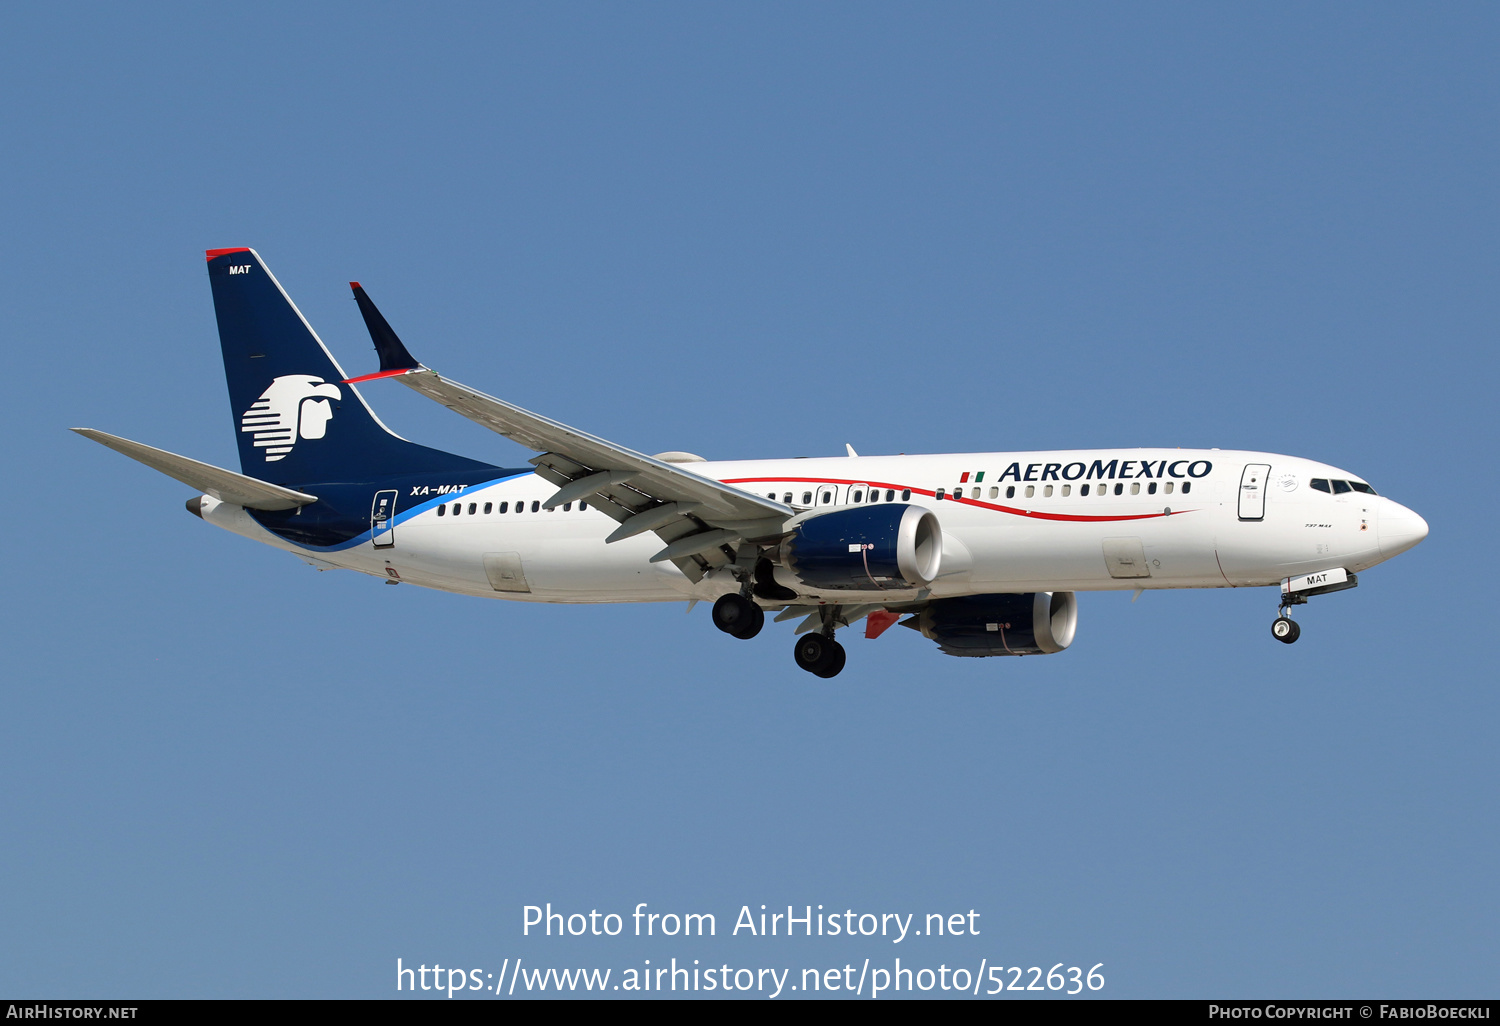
[916,592,1078,657]
[779,504,942,591]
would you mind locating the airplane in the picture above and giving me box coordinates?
[74,248,1429,677]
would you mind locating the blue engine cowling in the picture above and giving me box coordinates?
[779,504,942,591]
[916,592,1078,657]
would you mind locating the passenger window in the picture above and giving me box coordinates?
[1081,484,1090,496]
[988,487,998,499]
[767,493,775,500]
[1006,486,1015,498]
[483,502,492,514]
[818,490,830,504]
[852,489,864,503]
[1181,482,1191,495]
[531,501,540,512]
[1113,483,1123,496]
[1311,479,1331,493]
[885,489,894,502]
[1332,480,1352,494]
[1044,485,1053,497]
[971,487,980,499]
[1061,484,1071,497]
[901,489,911,501]
[1164,482,1174,495]
[871,490,880,503]
[1350,482,1377,495]
[563,502,572,511]
[784,492,794,504]
[453,502,462,515]
[1130,483,1139,496]
[468,502,477,515]
[935,488,945,500]
[1025,485,1035,498]
[499,502,508,513]
[437,504,446,516]
[1147,482,1157,495]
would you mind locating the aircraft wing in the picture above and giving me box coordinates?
[345,283,790,579]
[72,428,318,511]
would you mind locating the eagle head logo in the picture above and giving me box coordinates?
[240,374,342,462]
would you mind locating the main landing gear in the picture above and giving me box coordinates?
[711,593,764,639]
[793,632,846,678]
[710,588,848,678]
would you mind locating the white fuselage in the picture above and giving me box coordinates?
[197,448,1426,606]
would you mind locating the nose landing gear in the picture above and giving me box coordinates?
[1269,570,1358,645]
[1271,613,1301,644]
[1271,591,1305,644]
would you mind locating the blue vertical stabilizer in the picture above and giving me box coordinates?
[206,248,494,484]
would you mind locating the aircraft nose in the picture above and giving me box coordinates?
[1378,498,1429,559]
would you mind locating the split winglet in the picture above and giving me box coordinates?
[343,282,423,384]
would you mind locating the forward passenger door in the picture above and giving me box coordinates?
[1238,464,1270,521]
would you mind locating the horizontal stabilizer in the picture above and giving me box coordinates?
[72,428,318,510]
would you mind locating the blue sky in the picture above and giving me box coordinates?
[1,3,1495,998]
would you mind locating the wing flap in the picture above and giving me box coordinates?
[343,283,795,580]
[392,370,784,520]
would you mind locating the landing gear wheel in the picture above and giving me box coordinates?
[1272,616,1301,644]
[793,634,846,677]
[814,641,846,678]
[712,594,764,639]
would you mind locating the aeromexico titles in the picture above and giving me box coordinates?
[76,249,1429,677]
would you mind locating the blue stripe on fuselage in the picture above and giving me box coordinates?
[249,469,535,551]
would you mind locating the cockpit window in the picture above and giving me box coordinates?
[1349,481,1377,495]
[1331,480,1352,494]
[1310,479,1331,493]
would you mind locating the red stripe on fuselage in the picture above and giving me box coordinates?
[722,476,1195,523]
